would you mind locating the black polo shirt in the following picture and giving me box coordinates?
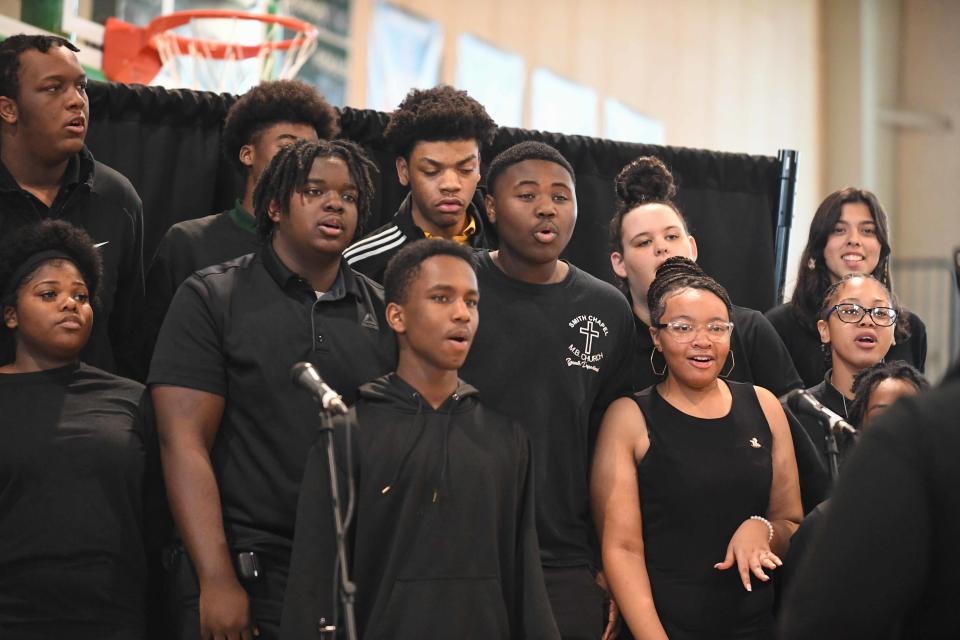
[143,201,261,367]
[148,243,396,553]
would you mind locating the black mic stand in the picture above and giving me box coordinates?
[822,420,842,483]
[317,408,357,640]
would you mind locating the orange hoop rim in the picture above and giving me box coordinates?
[144,9,318,60]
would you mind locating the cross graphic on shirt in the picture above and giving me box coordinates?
[580,321,600,355]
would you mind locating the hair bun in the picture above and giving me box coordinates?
[615,156,677,207]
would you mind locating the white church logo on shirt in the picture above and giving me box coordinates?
[566,314,609,373]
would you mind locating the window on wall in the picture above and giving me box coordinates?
[530,69,597,137]
[604,99,665,144]
[366,3,442,112]
[455,34,524,128]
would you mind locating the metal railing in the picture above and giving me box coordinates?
[891,257,960,383]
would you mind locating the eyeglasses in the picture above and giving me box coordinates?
[825,303,899,327]
[654,320,734,343]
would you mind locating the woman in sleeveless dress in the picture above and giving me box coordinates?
[591,257,802,639]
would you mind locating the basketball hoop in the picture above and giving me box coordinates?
[103,9,318,92]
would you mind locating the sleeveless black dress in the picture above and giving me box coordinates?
[634,381,774,640]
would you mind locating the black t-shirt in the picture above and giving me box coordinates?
[765,302,928,388]
[143,202,260,366]
[0,149,145,380]
[0,363,152,638]
[459,252,636,568]
[634,304,803,397]
[779,362,960,639]
[148,244,396,552]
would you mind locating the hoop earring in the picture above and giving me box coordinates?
[719,351,736,379]
[649,348,666,376]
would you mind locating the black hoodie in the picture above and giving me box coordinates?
[280,374,559,640]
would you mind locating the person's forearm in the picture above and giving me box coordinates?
[603,547,669,640]
[161,443,236,583]
[770,518,799,557]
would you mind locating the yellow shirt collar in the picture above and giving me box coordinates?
[422,213,477,245]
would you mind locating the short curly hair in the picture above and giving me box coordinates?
[0,34,80,101]
[485,141,575,195]
[222,80,339,176]
[383,85,497,159]
[383,239,475,306]
[0,220,103,326]
[253,139,379,240]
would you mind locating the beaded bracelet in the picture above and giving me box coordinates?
[750,515,774,543]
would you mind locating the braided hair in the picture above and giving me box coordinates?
[848,360,929,427]
[253,139,378,240]
[646,256,732,326]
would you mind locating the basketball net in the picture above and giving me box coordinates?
[104,10,318,93]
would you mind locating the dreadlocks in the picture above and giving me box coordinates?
[253,139,378,240]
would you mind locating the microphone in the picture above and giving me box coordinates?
[786,389,857,435]
[290,362,349,415]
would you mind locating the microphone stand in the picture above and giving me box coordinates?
[822,421,841,483]
[317,408,357,640]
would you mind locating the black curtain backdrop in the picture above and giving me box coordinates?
[87,81,781,312]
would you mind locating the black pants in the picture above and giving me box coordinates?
[165,545,289,640]
[543,566,606,640]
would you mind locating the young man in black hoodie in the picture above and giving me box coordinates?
[281,239,559,639]
[458,141,637,639]
[342,85,498,282]
[0,34,144,379]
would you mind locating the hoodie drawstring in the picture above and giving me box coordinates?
[381,393,427,496]
[380,390,461,504]
[433,393,458,503]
